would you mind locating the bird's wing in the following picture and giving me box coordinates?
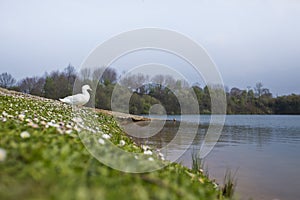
[60,94,86,105]
[59,98,70,103]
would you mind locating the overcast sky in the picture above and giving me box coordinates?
[1,0,299,95]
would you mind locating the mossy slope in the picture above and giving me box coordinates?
[0,88,221,200]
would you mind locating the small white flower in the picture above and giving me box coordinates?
[74,126,81,132]
[20,131,30,138]
[65,129,72,134]
[72,117,83,123]
[47,121,59,128]
[143,150,153,155]
[141,145,150,151]
[2,111,8,117]
[212,182,219,189]
[158,152,165,161]
[56,128,64,134]
[66,124,72,129]
[91,129,97,134]
[18,114,25,121]
[158,152,164,158]
[119,140,126,146]
[148,157,154,161]
[28,122,39,128]
[0,148,6,162]
[98,138,105,145]
[102,134,111,139]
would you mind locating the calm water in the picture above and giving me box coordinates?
[137,115,300,200]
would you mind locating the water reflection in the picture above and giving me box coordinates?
[132,120,278,150]
[129,115,300,200]
[218,126,274,150]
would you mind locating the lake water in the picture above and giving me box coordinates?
[136,115,300,200]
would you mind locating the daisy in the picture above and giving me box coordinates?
[119,140,126,146]
[143,150,153,155]
[20,131,30,138]
[98,138,105,145]
[0,148,6,162]
[102,134,111,139]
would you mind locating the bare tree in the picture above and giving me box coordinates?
[64,64,77,93]
[119,74,134,89]
[79,68,92,82]
[255,82,263,97]
[175,79,189,90]
[64,64,77,82]
[164,75,176,89]
[261,88,272,98]
[119,73,148,92]
[19,76,45,95]
[230,87,243,97]
[44,70,68,99]
[151,74,164,86]
[0,72,16,88]
[101,67,117,84]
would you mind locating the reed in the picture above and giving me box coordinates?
[222,169,238,198]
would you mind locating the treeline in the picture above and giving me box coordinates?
[1,66,299,115]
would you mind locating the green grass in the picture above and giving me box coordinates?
[191,150,205,173]
[191,150,209,178]
[222,169,238,199]
[0,88,224,200]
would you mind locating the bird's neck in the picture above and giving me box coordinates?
[82,89,90,96]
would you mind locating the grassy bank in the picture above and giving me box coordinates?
[0,88,224,200]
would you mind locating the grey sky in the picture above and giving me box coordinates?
[0,0,299,95]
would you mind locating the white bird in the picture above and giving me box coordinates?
[59,85,92,106]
